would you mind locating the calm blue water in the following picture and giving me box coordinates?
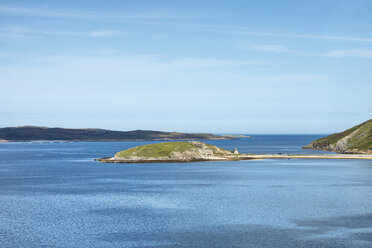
[1,135,372,248]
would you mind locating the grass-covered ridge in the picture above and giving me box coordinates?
[305,119,372,153]
[311,119,370,146]
[115,141,231,158]
[346,120,372,151]
[116,142,196,158]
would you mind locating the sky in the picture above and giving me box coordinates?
[0,0,371,134]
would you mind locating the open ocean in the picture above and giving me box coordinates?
[1,135,372,248]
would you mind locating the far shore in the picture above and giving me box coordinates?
[236,154,372,160]
[96,153,372,163]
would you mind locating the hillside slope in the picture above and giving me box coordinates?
[111,141,232,162]
[0,126,230,142]
[303,119,372,154]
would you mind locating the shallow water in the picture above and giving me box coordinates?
[1,136,372,247]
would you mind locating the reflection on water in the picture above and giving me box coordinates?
[0,136,371,247]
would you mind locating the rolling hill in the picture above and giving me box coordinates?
[303,119,372,154]
[0,126,231,142]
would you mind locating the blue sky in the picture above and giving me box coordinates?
[0,0,371,134]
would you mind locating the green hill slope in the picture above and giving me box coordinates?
[114,141,232,161]
[304,119,372,154]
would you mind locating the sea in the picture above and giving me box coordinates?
[1,135,372,248]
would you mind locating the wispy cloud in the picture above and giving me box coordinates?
[166,58,265,68]
[325,49,372,58]
[1,27,79,36]
[26,55,266,70]
[3,6,372,43]
[0,54,324,101]
[0,27,121,38]
[0,6,202,20]
[278,33,372,43]
[191,24,372,43]
[249,45,301,54]
[89,30,120,37]
[248,43,372,59]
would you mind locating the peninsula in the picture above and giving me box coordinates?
[303,119,372,154]
[96,141,372,163]
[97,141,232,163]
[0,126,232,142]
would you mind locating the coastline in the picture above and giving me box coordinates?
[302,146,372,155]
[0,137,231,143]
[96,153,372,163]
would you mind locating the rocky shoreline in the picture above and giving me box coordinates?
[95,157,232,163]
[303,119,371,154]
[303,146,371,154]
[95,141,372,164]
[96,153,372,163]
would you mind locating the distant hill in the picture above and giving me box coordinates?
[112,141,232,162]
[303,119,372,154]
[96,141,235,163]
[0,126,231,142]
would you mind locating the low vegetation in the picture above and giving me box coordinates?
[116,142,198,158]
[115,141,231,158]
[304,119,372,153]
